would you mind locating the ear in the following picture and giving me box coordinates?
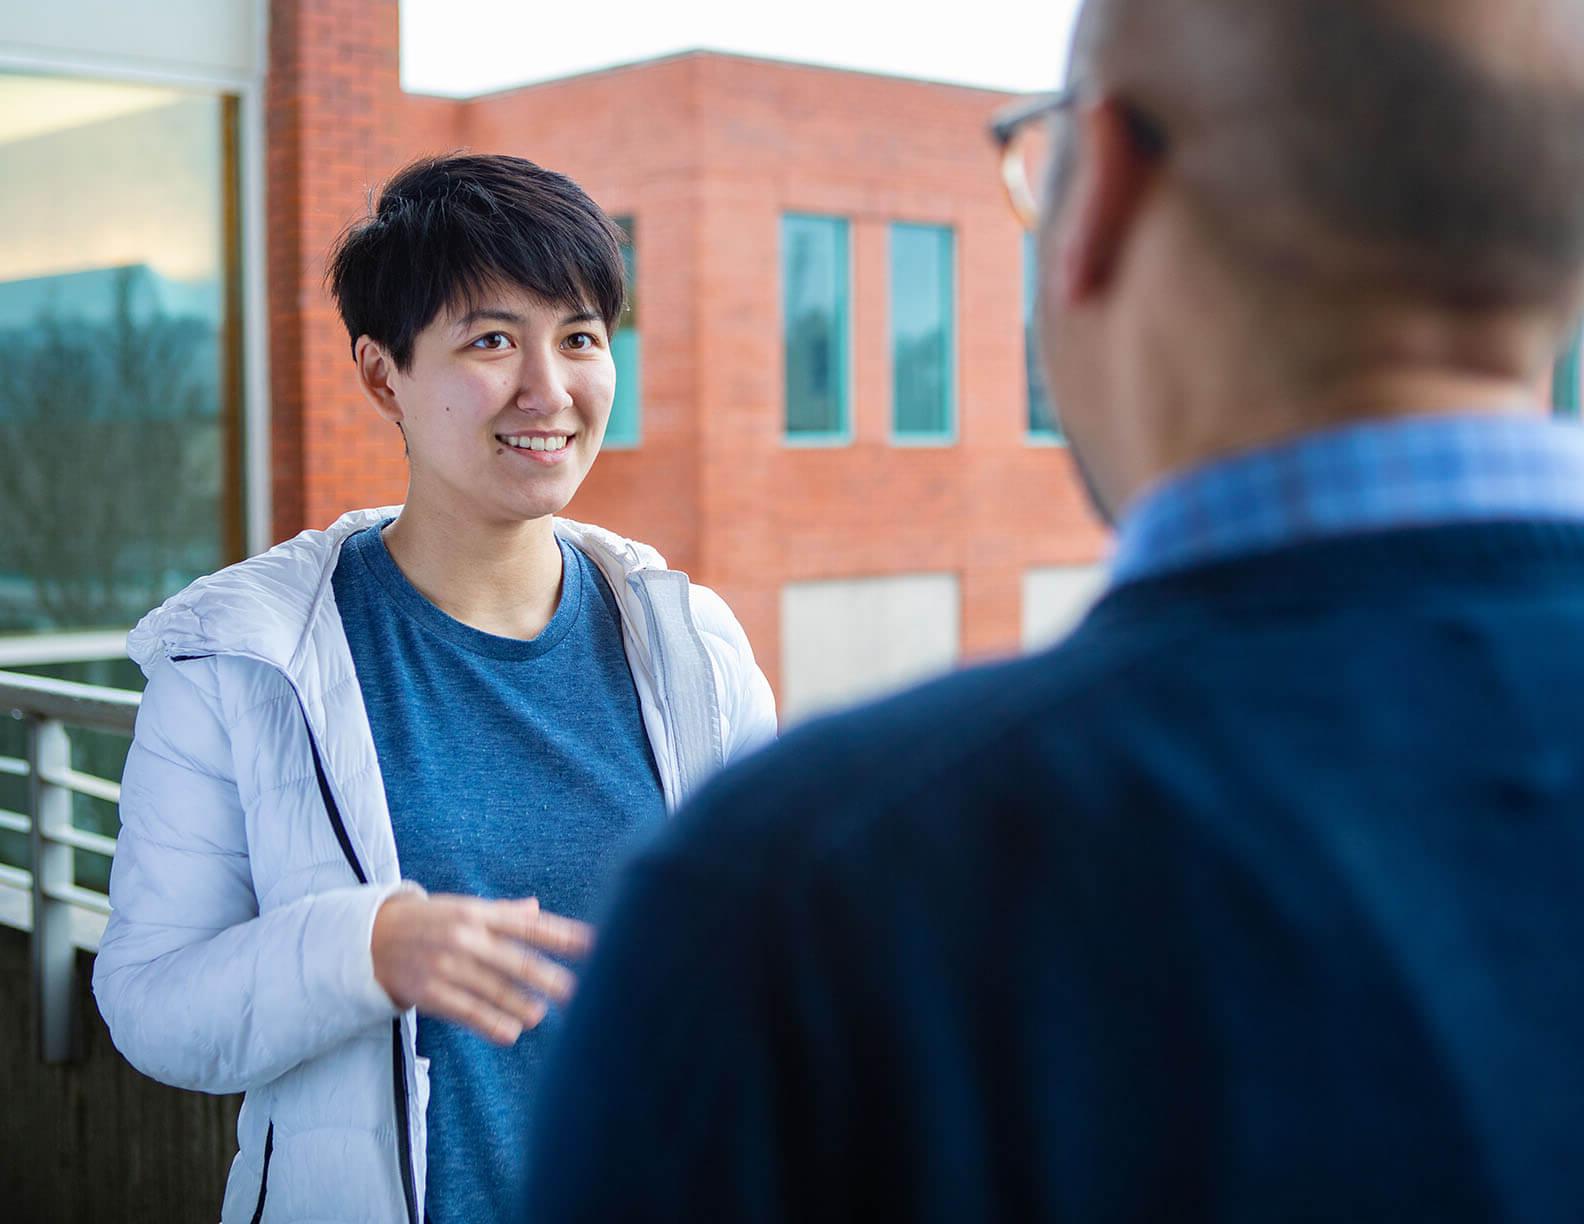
[1055,100,1159,305]
[353,337,403,425]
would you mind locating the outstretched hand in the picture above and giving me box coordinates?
[372,892,594,1045]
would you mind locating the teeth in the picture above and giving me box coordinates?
[503,435,569,452]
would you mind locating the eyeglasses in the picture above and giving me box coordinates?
[988,88,1166,230]
[989,88,1080,231]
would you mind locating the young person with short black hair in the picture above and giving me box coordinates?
[94,152,775,1224]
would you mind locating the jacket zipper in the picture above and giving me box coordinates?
[299,701,421,1224]
[172,654,421,1224]
[248,1121,274,1224]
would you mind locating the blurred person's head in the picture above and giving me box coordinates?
[1033,0,1584,522]
[327,153,627,526]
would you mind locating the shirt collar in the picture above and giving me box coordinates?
[1110,412,1584,586]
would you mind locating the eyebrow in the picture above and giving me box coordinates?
[453,307,602,331]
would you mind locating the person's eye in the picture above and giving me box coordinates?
[470,332,512,351]
[564,331,601,352]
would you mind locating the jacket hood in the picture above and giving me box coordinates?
[126,508,670,679]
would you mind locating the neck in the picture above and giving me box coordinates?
[1097,219,1568,515]
[1109,344,1552,516]
[1193,369,1540,464]
[381,495,564,641]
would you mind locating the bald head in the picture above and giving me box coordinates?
[1066,0,1584,313]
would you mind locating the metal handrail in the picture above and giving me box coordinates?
[0,667,141,1063]
[0,670,141,731]
[38,765,122,808]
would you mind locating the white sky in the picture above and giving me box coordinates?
[400,0,1084,98]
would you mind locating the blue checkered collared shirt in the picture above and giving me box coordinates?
[1109,412,1584,587]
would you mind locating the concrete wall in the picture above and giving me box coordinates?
[0,928,240,1223]
[781,572,960,723]
[1022,564,1107,650]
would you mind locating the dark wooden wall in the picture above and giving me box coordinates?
[0,926,241,1223]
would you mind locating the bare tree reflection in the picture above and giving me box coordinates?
[0,267,223,631]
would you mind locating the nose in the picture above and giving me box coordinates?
[512,343,575,416]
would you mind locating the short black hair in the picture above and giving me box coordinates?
[327,153,627,371]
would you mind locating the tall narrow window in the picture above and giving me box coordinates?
[783,214,850,440]
[1555,327,1582,418]
[891,223,955,440]
[1024,232,1059,438]
[607,216,641,447]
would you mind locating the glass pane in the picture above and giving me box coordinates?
[892,224,954,437]
[1554,327,1582,419]
[783,215,849,437]
[0,73,242,636]
[1024,232,1059,437]
[608,216,640,446]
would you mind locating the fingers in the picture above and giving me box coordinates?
[483,898,595,959]
[524,908,596,959]
[467,929,578,1006]
[395,895,592,1045]
[445,953,555,1029]
[425,982,535,1047]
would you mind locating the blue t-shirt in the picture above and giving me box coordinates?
[332,523,665,1223]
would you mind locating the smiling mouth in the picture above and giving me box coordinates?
[497,433,573,452]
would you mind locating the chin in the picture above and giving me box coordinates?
[509,496,575,524]
[515,481,584,522]
[464,451,594,523]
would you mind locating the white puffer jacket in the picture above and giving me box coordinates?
[92,509,777,1223]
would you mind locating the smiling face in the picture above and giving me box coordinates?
[359,284,616,527]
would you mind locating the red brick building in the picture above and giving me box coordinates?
[265,1,1108,718]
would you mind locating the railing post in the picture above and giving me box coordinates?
[29,716,81,1064]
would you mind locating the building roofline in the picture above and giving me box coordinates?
[405,47,1028,104]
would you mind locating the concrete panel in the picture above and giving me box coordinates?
[1022,564,1106,650]
[781,572,960,725]
[0,0,263,82]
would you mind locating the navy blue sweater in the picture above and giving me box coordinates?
[531,522,1584,1222]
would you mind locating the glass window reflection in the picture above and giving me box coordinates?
[0,72,243,635]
